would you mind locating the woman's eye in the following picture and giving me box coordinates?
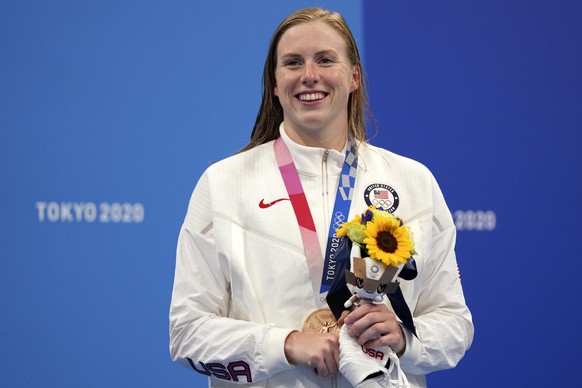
[319,57,334,64]
[284,59,301,67]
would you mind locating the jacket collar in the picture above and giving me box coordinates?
[278,122,346,176]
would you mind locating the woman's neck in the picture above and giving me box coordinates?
[283,123,348,152]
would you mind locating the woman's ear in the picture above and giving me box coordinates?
[350,65,360,92]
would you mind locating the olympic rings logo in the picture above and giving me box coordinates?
[332,211,346,230]
[372,198,393,207]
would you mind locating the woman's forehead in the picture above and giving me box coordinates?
[276,21,347,57]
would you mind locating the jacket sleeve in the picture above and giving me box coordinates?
[169,173,294,384]
[398,174,474,375]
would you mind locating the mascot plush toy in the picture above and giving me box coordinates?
[334,207,415,388]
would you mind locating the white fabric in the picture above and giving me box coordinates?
[339,324,410,388]
[169,124,474,387]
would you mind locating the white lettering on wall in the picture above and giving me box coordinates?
[453,210,496,231]
[36,202,145,223]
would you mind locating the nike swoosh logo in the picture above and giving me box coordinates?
[259,198,290,209]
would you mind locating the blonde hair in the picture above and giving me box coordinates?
[241,7,372,152]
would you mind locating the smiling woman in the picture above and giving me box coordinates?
[170,7,473,388]
[273,21,359,151]
[242,7,369,152]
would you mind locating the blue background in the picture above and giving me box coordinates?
[1,1,580,387]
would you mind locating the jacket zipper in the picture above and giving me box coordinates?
[323,149,338,388]
[322,150,330,236]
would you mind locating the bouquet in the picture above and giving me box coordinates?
[336,206,416,268]
[335,206,415,388]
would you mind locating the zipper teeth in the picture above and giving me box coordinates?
[322,150,330,236]
[322,150,329,196]
[322,150,329,194]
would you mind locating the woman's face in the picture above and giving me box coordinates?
[274,21,359,148]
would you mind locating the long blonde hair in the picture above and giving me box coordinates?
[241,7,372,152]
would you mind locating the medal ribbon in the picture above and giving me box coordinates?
[274,136,357,306]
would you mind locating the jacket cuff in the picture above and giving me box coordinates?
[398,325,422,369]
[263,327,295,374]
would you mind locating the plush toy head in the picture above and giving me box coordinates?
[344,245,401,303]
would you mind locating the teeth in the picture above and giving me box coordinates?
[299,93,324,101]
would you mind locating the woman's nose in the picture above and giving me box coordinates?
[301,62,319,85]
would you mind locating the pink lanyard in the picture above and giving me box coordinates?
[274,136,357,306]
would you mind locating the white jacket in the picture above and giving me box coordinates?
[170,126,473,387]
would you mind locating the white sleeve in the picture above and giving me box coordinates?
[169,173,294,384]
[399,175,474,375]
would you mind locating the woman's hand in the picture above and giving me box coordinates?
[284,331,340,377]
[340,303,406,356]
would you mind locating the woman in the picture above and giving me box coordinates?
[170,7,473,387]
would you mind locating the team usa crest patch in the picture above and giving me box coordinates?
[364,183,399,213]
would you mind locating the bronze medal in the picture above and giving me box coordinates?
[302,307,339,334]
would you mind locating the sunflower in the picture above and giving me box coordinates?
[363,215,414,267]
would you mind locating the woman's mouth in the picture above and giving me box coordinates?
[297,92,326,102]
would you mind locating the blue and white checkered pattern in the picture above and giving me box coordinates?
[339,140,358,201]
